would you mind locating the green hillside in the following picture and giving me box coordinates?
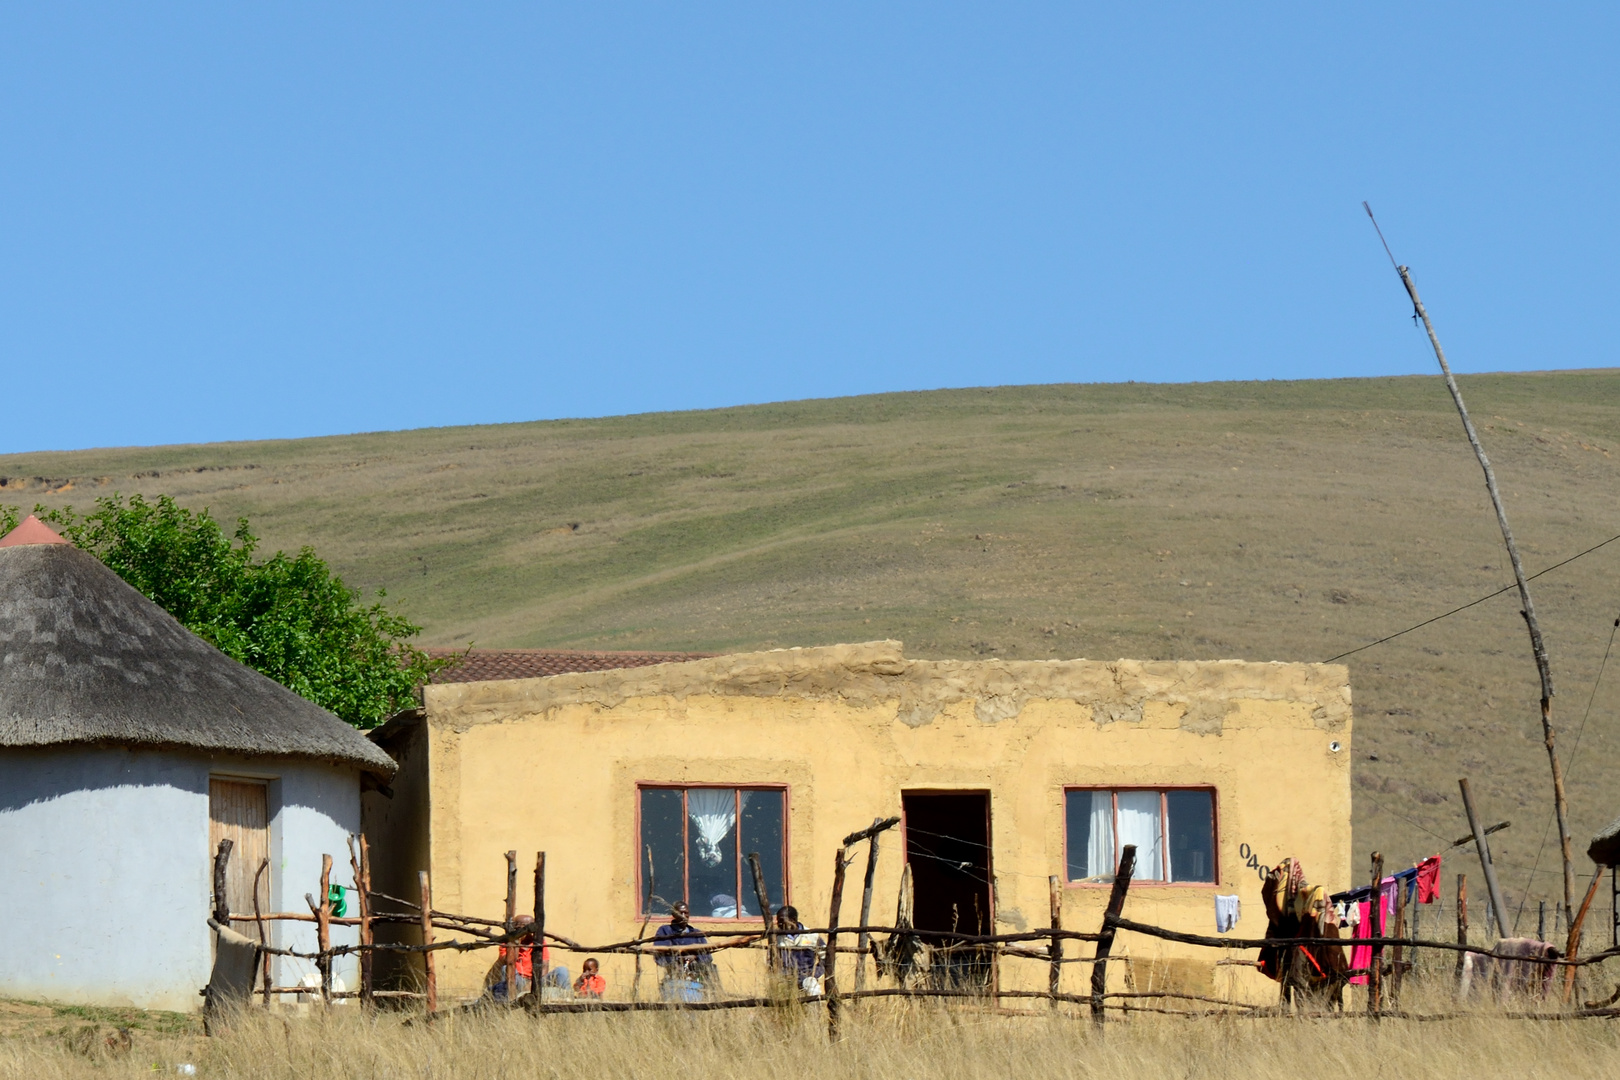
[7,371,1620,927]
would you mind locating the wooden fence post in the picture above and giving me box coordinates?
[504,850,518,1002]
[304,855,333,1006]
[1454,874,1468,988]
[1048,875,1063,1008]
[633,846,653,1002]
[418,870,437,1018]
[535,852,548,1014]
[1389,874,1406,1008]
[1368,852,1384,1019]
[1089,844,1137,1026]
[1459,779,1510,938]
[356,836,374,1008]
[747,853,776,977]
[212,838,234,925]
[825,845,849,1042]
[1563,865,1604,1003]
[855,819,881,994]
[253,858,271,1007]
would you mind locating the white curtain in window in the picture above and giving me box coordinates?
[1085,791,1115,880]
[1115,791,1164,881]
[687,789,748,867]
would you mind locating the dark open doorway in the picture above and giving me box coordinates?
[903,791,992,988]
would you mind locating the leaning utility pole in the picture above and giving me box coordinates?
[1364,203,1575,924]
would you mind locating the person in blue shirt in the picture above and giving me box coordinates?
[653,902,718,1000]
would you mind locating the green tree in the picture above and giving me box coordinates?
[2,495,443,729]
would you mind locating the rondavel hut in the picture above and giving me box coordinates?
[0,516,396,1011]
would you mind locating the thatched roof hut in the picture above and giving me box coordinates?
[0,516,394,775]
[0,516,392,1011]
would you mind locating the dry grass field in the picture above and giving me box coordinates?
[4,998,1620,1080]
[6,371,1620,923]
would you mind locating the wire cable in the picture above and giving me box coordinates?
[1323,531,1620,664]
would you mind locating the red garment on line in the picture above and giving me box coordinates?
[1415,855,1442,904]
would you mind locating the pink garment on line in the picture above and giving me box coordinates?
[1348,879,1399,986]
[1349,902,1372,985]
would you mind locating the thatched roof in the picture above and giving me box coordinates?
[0,523,395,777]
[1589,816,1620,867]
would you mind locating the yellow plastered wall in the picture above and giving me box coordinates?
[396,642,1351,1004]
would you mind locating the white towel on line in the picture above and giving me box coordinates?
[1214,894,1240,933]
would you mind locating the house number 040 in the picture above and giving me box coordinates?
[1238,843,1268,882]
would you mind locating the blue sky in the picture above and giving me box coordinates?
[2,3,1616,453]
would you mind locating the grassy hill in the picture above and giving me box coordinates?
[8,371,1620,926]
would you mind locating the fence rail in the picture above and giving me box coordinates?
[208,834,1620,1038]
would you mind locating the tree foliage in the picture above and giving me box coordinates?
[2,495,443,729]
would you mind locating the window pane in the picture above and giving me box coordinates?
[1166,790,1216,883]
[639,788,686,914]
[1115,791,1164,881]
[686,788,741,918]
[1065,790,1116,882]
[738,789,785,917]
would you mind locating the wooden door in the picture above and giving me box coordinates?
[209,778,271,928]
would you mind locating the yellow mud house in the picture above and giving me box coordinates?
[364,642,1352,1002]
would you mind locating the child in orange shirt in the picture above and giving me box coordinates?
[573,957,606,998]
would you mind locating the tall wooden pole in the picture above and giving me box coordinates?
[1459,779,1510,937]
[825,846,849,1042]
[1369,220,1574,922]
[504,850,518,1002]
[1089,845,1137,1026]
[418,870,437,1018]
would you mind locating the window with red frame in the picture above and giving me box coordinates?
[1065,788,1216,883]
[638,786,786,918]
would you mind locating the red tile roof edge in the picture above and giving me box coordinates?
[424,647,717,684]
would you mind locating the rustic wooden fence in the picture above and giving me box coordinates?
[209,832,1620,1039]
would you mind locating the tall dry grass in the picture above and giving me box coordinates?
[7,996,1620,1080]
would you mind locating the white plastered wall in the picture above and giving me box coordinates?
[0,745,361,1012]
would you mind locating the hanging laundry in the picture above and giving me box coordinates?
[1257,861,1347,1006]
[1349,879,1401,986]
[1414,855,1442,904]
[1215,894,1240,933]
[1349,900,1373,985]
[1290,884,1326,920]
[1380,875,1401,920]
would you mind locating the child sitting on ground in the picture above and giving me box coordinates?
[573,958,606,998]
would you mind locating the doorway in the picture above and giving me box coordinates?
[209,777,271,930]
[902,791,992,988]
